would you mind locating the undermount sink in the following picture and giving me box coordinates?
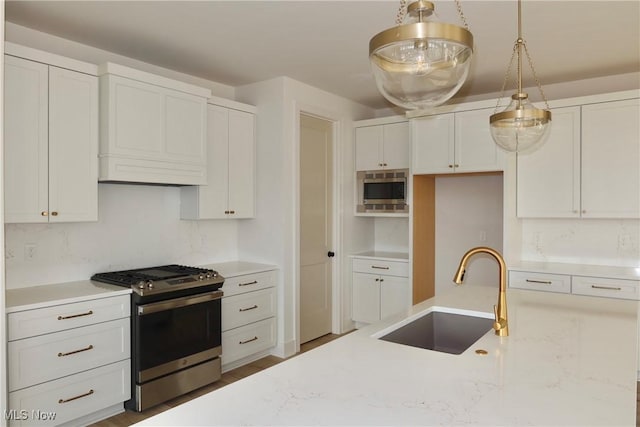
[376,307,494,355]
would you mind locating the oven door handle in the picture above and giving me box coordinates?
[138,291,223,315]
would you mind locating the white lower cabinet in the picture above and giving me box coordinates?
[6,294,131,426]
[218,266,278,371]
[351,256,410,325]
[509,265,640,378]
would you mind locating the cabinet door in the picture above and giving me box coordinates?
[455,108,503,173]
[411,113,455,174]
[381,122,409,170]
[228,109,256,218]
[203,104,230,218]
[355,126,383,170]
[581,98,640,218]
[517,106,581,218]
[352,272,380,323]
[380,276,410,319]
[48,66,98,222]
[4,55,49,223]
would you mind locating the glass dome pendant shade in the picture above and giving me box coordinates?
[489,0,551,153]
[369,0,474,110]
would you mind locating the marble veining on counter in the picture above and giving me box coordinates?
[5,280,131,313]
[136,286,637,426]
[350,251,409,262]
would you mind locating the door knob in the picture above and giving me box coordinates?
[327,251,335,257]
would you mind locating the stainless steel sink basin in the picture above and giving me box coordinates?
[377,308,494,355]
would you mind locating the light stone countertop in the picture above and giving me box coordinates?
[350,251,409,261]
[5,280,131,313]
[136,285,638,426]
[200,261,278,278]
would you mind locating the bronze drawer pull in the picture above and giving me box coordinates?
[371,265,390,270]
[239,280,258,287]
[525,279,552,285]
[591,285,622,291]
[239,305,258,312]
[239,336,258,345]
[58,344,94,357]
[58,310,94,320]
[59,389,94,404]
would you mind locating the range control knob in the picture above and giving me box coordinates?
[205,272,212,278]
[198,274,205,280]
[146,280,154,288]
[137,281,145,289]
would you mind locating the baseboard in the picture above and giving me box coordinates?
[58,403,124,427]
[222,349,279,373]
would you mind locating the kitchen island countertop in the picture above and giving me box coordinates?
[136,285,638,426]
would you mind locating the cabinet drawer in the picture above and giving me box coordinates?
[8,360,130,427]
[9,318,130,391]
[509,271,571,294]
[221,317,276,366]
[572,276,640,300]
[221,270,277,297]
[8,294,130,341]
[222,288,276,332]
[352,258,408,277]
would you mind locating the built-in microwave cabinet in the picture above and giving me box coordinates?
[98,63,210,186]
[355,121,409,171]
[4,53,98,224]
[412,108,504,175]
[517,98,639,219]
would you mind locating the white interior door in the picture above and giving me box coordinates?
[300,114,333,344]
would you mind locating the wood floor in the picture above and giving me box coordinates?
[89,333,342,427]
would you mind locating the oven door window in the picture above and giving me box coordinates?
[364,181,405,202]
[136,297,221,373]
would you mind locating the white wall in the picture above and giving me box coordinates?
[374,218,409,252]
[236,77,373,357]
[434,174,504,295]
[5,22,235,99]
[5,185,239,289]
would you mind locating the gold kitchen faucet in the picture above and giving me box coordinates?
[453,246,509,337]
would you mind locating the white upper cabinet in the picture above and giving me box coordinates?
[581,98,639,218]
[517,98,639,219]
[98,63,210,185]
[355,121,409,171]
[412,108,503,174]
[4,55,98,223]
[181,101,256,219]
[517,106,581,217]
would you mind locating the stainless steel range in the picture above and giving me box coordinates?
[91,264,224,411]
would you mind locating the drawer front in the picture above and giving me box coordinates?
[572,276,640,300]
[222,288,276,332]
[8,360,130,427]
[9,318,130,391]
[222,270,277,297]
[222,317,276,366]
[8,294,130,341]
[352,258,409,277]
[509,271,571,294]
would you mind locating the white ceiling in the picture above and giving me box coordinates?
[5,1,640,110]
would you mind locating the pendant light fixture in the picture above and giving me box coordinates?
[369,0,474,110]
[489,0,551,153]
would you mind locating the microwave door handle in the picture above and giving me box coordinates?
[138,291,223,315]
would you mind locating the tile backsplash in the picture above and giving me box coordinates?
[4,184,239,289]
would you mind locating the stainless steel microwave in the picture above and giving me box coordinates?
[356,169,409,213]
